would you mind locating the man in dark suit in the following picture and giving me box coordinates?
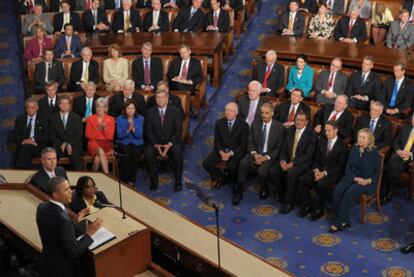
[136,0,152,8]
[112,0,143,32]
[237,80,268,127]
[30,148,68,192]
[14,98,49,169]
[315,58,348,105]
[380,61,413,119]
[82,0,110,33]
[220,0,243,13]
[275,1,304,37]
[326,0,344,15]
[33,49,64,93]
[19,0,48,14]
[49,96,83,170]
[162,0,186,8]
[269,111,317,214]
[53,0,82,34]
[172,0,205,32]
[203,102,249,191]
[38,82,60,117]
[104,0,121,9]
[297,121,348,220]
[131,42,164,91]
[354,101,391,150]
[314,95,354,140]
[73,81,99,122]
[143,0,170,32]
[146,81,184,116]
[36,176,102,277]
[74,0,105,10]
[274,88,310,128]
[334,7,367,43]
[145,89,184,191]
[347,56,382,111]
[68,47,100,92]
[235,103,285,205]
[252,50,285,97]
[204,0,230,33]
[49,0,75,12]
[54,23,83,58]
[109,79,147,117]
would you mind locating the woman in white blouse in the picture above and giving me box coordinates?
[103,43,129,91]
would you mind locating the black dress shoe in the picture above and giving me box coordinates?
[150,179,158,191]
[211,179,223,191]
[298,206,311,218]
[174,179,182,191]
[232,193,243,206]
[280,204,294,214]
[259,190,268,199]
[400,242,414,254]
[380,194,392,206]
[310,209,324,221]
[329,222,350,233]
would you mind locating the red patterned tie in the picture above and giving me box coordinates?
[287,106,295,122]
[348,20,353,37]
[213,12,218,28]
[262,66,272,89]
[144,60,150,85]
[181,61,187,79]
[330,112,337,121]
[326,73,334,91]
[28,0,34,13]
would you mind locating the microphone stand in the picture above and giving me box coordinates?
[212,203,221,277]
[114,151,126,219]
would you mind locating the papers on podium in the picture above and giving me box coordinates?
[78,227,116,250]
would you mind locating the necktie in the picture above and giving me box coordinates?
[190,9,196,20]
[26,117,33,138]
[125,12,131,31]
[66,37,71,53]
[403,130,414,161]
[327,140,332,154]
[291,129,301,160]
[28,0,34,13]
[246,101,256,126]
[361,73,366,87]
[85,99,92,117]
[159,109,165,125]
[144,60,150,85]
[153,11,159,26]
[83,63,89,82]
[93,11,97,25]
[287,106,295,122]
[228,121,233,132]
[369,119,375,132]
[330,112,338,121]
[326,72,334,91]
[49,98,54,108]
[258,123,267,154]
[262,66,272,89]
[213,12,218,28]
[62,115,67,129]
[389,80,399,108]
[86,0,91,9]
[348,20,353,36]
[46,63,52,82]
[181,61,188,79]
[288,13,294,31]
[400,22,405,31]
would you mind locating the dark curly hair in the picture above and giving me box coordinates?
[75,176,96,197]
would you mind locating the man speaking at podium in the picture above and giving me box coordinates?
[36,176,103,277]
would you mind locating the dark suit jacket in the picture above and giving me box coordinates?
[73,95,99,118]
[333,16,367,43]
[393,125,414,154]
[82,8,110,33]
[247,119,285,160]
[144,105,183,146]
[14,113,49,148]
[329,0,345,15]
[53,12,83,33]
[31,167,68,192]
[19,0,48,13]
[36,201,93,277]
[136,0,153,8]
[54,35,83,58]
[104,0,119,9]
[354,115,391,149]
[109,92,147,117]
[213,117,249,156]
[274,101,310,123]
[131,56,164,88]
[312,136,348,179]
[172,5,205,32]
[69,59,100,91]
[204,9,230,33]
[314,105,354,139]
[219,0,243,11]
[253,62,285,96]
[50,0,75,12]
[69,191,109,213]
[147,93,184,116]
[276,11,304,37]
[49,112,83,150]
[38,96,60,117]
[33,60,65,93]
[297,0,317,13]
[143,10,170,32]
[112,8,143,32]
[237,96,268,123]
[346,70,382,102]
[380,76,413,115]
[280,125,317,167]
[167,57,203,87]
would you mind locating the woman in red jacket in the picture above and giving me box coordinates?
[24,26,53,61]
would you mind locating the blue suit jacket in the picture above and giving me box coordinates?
[54,35,83,58]
[116,115,144,146]
[286,64,314,97]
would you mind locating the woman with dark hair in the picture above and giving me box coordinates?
[116,99,145,187]
[69,176,109,214]
[330,128,381,232]
[371,3,393,45]
[286,54,314,98]
[308,3,335,39]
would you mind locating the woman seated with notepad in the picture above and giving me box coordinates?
[70,176,110,214]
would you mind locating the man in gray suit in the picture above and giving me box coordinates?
[22,4,53,36]
[315,58,348,105]
[386,9,414,49]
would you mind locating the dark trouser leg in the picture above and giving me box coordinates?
[15,145,41,169]
[315,175,340,209]
[227,153,244,183]
[332,180,352,215]
[348,98,369,111]
[297,170,315,208]
[167,144,183,180]
[335,183,371,225]
[268,164,285,201]
[384,154,408,196]
[69,147,82,171]
[202,152,223,181]
[284,165,308,205]
[257,159,274,193]
[145,146,159,180]
[117,144,130,183]
[128,144,144,183]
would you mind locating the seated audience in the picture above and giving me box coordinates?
[237,80,269,127]
[371,3,393,45]
[73,81,99,123]
[74,0,105,10]
[145,89,184,191]
[69,176,109,214]
[348,0,371,19]
[236,103,285,205]
[30,147,68,192]
[354,101,391,150]
[308,3,335,40]
[269,111,317,214]
[49,95,83,170]
[112,0,143,33]
[204,0,230,33]
[82,0,110,33]
[147,81,184,115]
[116,100,145,186]
[143,0,170,32]
[162,0,186,8]
[315,57,348,105]
[22,4,53,36]
[14,98,49,169]
[33,49,64,93]
[53,0,82,34]
[24,27,53,61]
[346,55,381,111]
[297,0,317,13]
[252,50,284,97]
[386,9,414,49]
[131,42,163,91]
[314,95,354,139]
[19,0,48,14]
[103,44,129,92]
[380,61,412,118]
[85,98,115,174]
[109,79,147,117]
[325,0,344,15]
[286,54,314,98]
[333,7,367,43]
[172,0,205,32]
[330,128,381,232]
[69,47,100,92]
[274,88,310,128]
[275,0,304,37]
[297,121,348,220]
[54,23,83,58]
[203,102,249,191]
[38,82,60,116]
